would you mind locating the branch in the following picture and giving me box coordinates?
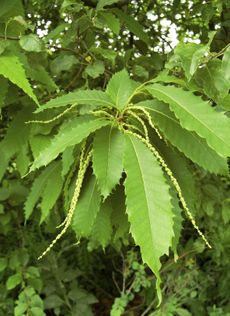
[0,35,19,40]
[211,42,230,59]
[203,42,230,64]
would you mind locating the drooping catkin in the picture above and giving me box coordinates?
[127,106,162,139]
[125,129,211,249]
[56,141,87,229]
[38,146,92,260]
[58,157,80,229]
[120,123,145,136]
[26,103,77,125]
[126,110,150,143]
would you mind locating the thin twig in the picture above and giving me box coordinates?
[112,272,122,293]
[140,298,157,316]
[0,35,19,40]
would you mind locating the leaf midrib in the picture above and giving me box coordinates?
[102,125,113,193]
[79,179,99,233]
[129,136,156,251]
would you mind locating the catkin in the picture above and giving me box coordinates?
[91,109,114,119]
[127,105,162,139]
[26,103,77,125]
[126,110,150,143]
[38,146,92,260]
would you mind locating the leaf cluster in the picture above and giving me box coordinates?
[0,0,230,314]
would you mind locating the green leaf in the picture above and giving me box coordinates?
[154,139,196,213]
[222,46,230,82]
[90,47,117,65]
[45,23,69,42]
[29,116,110,173]
[174,43,209,80]
[146,84,230,158]
[20,286,36,298]
[150,71,186,87]
[50,54,79,74]
[170,187,183,260]
[30,307,46,316]
[0,257,7,272]
[0,152,9,181]
[0,109,31,179]
[194,59,229,101]
[27,65,58,92]
[35,90,114,112]
[31,294,44,309]
[113,9,149,45]
[14,303,27,316]
[0,187,9,201]
[220,95,230,111]
[16,145,30,176]
[44,294,64,309]
[98,12,120,34]
[0,40,10,55]
[61,146,75,178]
[96,0,120,10]
[111,187,129,244]
[40,162,63,223]
[124,134,174,303]
[140,100,228,174]
[0,109,30,157]
[106,69,138,109]
[91,200,113,248]
[133,65,148,79]
[12,15,29,29]
[93,126,124,199]
[0,76,8,108]
[6,273,22,290]
[72,175,101,237]
[24,161,62,220]
[0,0,23,19]
[0,54,39,105]
[29,135,51,159]
[9,249,29,269]
[222,200,230,224]
[85,60,105,78]
[26,266,40,278]
[19,34,43,52]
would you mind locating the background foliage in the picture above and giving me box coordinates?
[0,0,230,315]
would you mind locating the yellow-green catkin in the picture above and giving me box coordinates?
[59,157,80,228]
[128,105,162,139]
[26,103,77,125]
[56,142,86,229]
[38,146,92,260]
[125,129,211,249]
[126,110,150,143]
[120,123,144,136]
[91,109,114,120]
